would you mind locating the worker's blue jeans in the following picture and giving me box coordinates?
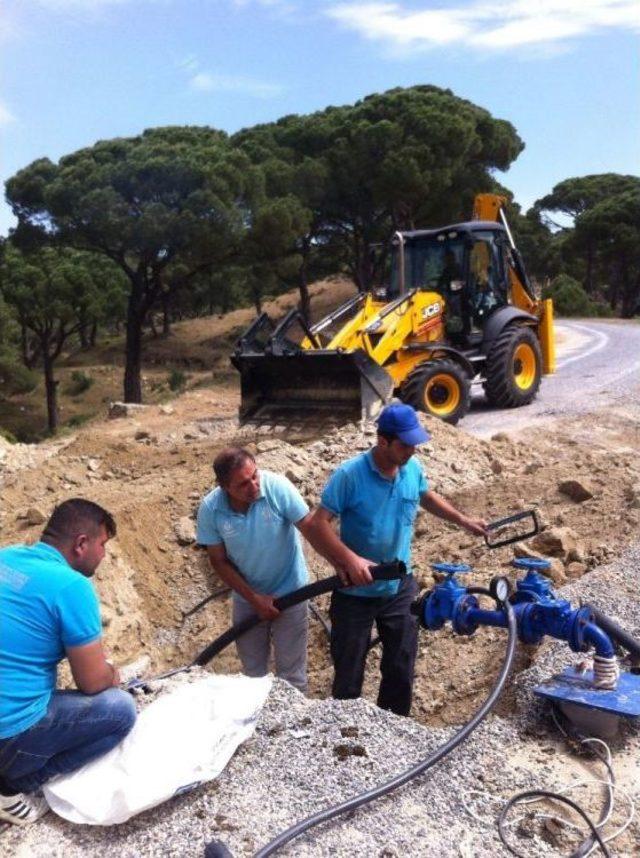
[0,688,136,795]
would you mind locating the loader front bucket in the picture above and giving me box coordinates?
[231,349,394,426]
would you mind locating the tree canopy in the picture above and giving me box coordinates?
[6,126,260,401]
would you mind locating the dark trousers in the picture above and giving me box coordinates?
[329,575,419,717]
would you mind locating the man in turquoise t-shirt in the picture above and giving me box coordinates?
[308,404,487,716]
[197,447,319,691]
[0,499,136,826]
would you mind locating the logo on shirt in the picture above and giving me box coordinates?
[222,521,238,538]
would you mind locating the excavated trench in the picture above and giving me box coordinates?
[2,396,640,729]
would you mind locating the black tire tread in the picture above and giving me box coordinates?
[483,325,542,408]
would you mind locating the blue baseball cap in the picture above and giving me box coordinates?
[376,403,431,446]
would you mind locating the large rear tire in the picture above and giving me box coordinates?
[400,359,471,425]
[483,325,542,408]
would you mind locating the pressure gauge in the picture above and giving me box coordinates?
[490,575,511,603]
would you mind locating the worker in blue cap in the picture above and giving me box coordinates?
[308,403,487,716]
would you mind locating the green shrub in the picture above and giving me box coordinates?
[542,275,601,317]
[0,357,39,395]
[0,427,18,443]
[67,413,92,428]
[65,370,94,395]
[167,368,188,392]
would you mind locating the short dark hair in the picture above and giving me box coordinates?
[377,430,398,444]
[42,498,116,545]
[213,447,255,486]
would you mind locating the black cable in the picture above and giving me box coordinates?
[184,586,231,619]
[231,597,518,858]
[497,790,610,858]
[307,602,331,639]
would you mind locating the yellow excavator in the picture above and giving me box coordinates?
[232,194,555,425]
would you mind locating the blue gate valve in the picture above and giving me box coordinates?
[413,559,618,683]
[419,563,479,636]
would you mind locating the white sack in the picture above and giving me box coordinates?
[44,673,272,825]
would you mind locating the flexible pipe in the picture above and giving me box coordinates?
[217,598,518,858]
[127,563,406,691]
[584,605,640,660]
[192,562,405,667]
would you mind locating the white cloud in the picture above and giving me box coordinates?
[0,101,17,127]
[327,0,640,53]
[189,71,284,98]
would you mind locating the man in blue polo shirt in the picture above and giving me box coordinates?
[0,498,136,826]
[198,447,321,691]
[308,403,487,716]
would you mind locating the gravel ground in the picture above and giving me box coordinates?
[4,548,640,858]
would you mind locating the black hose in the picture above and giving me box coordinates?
[234,597,518,858]
[126,563,406,691]
[497,791,610,858]
[192,562,405,667]
[584,604,640,660]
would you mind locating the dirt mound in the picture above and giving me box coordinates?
[2,381,639,729]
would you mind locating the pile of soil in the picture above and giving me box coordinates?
[1,378,639,728]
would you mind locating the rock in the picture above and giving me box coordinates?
[159,404,175,415]
[174,516,196,545]
[513,543,566,582]
[135,430,150,441]
[565,561,588,579]
[86,458,101,472]
[625,482,640,509]
[24,506,47,525]
[109,402,149,419]
[285,465,306,485]
[558,478,594,502]
[491,432,512,443]
[530,526,579,560]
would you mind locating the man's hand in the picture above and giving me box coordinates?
[337,552,375,587]
[460,516,488,537]
[250,593,280,621]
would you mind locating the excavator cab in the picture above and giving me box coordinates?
[389,225,510,344]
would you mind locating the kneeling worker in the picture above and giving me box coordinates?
[0,499,136,825]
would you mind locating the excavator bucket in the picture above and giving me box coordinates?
[231,349,395,426]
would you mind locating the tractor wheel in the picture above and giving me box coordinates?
[483,325,542,408]
[400,359,471,425]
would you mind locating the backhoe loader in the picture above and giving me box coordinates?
[231,194,555,425]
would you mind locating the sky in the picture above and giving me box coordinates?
[1,0,639,236]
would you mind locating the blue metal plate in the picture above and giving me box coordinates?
[534,668,640,718]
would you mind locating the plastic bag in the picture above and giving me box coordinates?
[44,673,272,825]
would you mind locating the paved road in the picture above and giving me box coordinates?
[464,319,640,437]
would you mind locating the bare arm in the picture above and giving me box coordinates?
[66,639,119,694]
[206,544,279,620]
[301,508,374,586]
[420,490,487,536]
